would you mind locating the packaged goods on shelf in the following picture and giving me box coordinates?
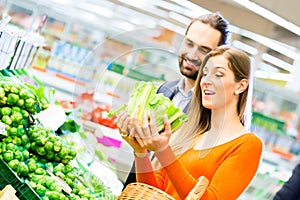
[0,26,44,70]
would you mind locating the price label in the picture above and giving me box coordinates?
[35,105,67,131]
[0,122,7,136]
[46,168,72,195]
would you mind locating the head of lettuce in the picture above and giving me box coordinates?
[108,81,188,133]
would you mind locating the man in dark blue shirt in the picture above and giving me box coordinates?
[273,163,300,200]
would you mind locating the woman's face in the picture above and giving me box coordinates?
[200,55,240,110]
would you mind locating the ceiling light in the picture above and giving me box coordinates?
[111,19,136,31]
[47,0,73,5]
[158,19,185,34]
[255,70,293,82]
[118,0,168,18]
[232,0,300,37]
[153,0,188,14]
[258,62,279,73]
[78,10,99,22]
[232,40,258,55]
[86,0,116,9]
[114,6,157,27]
[77,3,114,18]
[261,53,294,72]
[169,0,210,18]
[168,11,191,25]
[118,0,147,8]
[230,25,299,60]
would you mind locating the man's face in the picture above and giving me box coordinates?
[178,21,221,80]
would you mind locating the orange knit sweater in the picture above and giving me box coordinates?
[136,133,263,200]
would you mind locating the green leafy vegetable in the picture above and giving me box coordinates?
[108,81,188,132]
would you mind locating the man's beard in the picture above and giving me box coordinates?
[178,55,201,80]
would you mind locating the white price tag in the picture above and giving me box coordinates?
[46,168,72,195]
[0,122,6,136]
[35,105,67,131]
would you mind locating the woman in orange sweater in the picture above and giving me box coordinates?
[116,45,263,199]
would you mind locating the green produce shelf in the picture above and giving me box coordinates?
[16,182,41,200]
[0,159,23,189]
[0,159,41,200]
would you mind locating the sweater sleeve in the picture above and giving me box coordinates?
[135,148,178,191]
[135,154,160,188]
[200,145,263,200]
[156,136,263,199]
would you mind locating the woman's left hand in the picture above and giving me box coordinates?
[115,111,147,154]
[132,111,172,152]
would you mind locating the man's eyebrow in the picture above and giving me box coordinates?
[185,37,193,42]
[185,37,212,52]
[199,46,212,51]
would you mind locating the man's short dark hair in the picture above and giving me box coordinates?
[185,12,231,46]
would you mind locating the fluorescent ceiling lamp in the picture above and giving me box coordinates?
[111,19,136,31]
[86,0,116,9]
[261,53,294,72]
[115,6,156,21]
[170,0,210,18]
[117,0,148,8]
[115,6,157,27]
[77,3,114,18]
[168,11,191,25]
[232,0,300,37]
[258,62,279,73]
[118,0,168,18]
[48,0,72,5]
[255,70,293,82]
[77,10,99,22]
[153,0,189,14]
[128,17,157,27]
[158,19,185,34]
[230,25,299,60]
[232,40,258,55]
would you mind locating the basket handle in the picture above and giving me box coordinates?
[185,176,209,200]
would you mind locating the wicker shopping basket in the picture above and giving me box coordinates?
[118,176,209,200]
[118,182,175,200]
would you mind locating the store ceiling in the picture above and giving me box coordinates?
[7,0,300,84]
[190,0,300,46]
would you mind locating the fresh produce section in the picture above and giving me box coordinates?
[0,72,119,199]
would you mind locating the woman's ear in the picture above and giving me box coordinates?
[235,79,248,95]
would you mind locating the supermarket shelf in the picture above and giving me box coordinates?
[30,68,123,106]
[30,67,134,182]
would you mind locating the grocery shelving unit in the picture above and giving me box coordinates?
[2,1,300,200]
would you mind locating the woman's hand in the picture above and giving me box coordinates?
[115,111,147,154]
[133,111,172,152]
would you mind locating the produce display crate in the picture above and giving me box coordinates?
[16,182,41,200]
[0,159,23,190]
[0,159,41,200]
